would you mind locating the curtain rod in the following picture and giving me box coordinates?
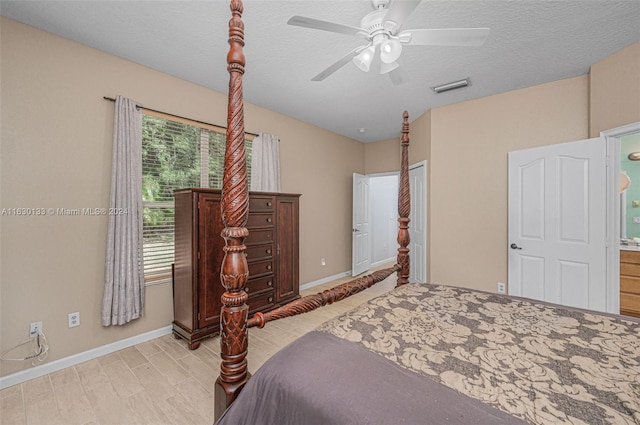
[103,96,258,137]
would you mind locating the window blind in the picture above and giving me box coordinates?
[141,111,252,283]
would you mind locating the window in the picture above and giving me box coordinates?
[141,110,252,284]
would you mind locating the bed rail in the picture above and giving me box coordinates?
[247,110,412,328]
[248,264,401,328]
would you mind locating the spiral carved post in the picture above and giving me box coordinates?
[214,0,250,419]
[396,111,411,286]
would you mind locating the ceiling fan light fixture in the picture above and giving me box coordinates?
[380,61,399,74]
[353,45,376,72]
[431,78,471,93]
[380,39,402,64]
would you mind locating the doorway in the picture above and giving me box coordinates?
[353,163,427,281]
[507,122,640,315]
[508,137,607,312]
[604,122,640,315]
[352,171,398,277]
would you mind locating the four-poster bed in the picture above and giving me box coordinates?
[210,1,640,424]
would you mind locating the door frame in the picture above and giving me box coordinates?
[409,161,428,283]
[352,173,371,276]
[604,122,640,314]
[354,165,428,281]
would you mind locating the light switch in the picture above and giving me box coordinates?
[633,217,640,224]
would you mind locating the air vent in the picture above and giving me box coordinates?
[431,78,470,93]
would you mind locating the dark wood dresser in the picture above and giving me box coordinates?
[620,249,640,318]
[172,188,301,349]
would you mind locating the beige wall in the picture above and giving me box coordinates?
[364,79,591,291]
[364,138,399,175]
[364,109,431,175]
[590,42,640,136]
[3,15,638,378]
[0,18,363,376]
[428,77,589,292]
[367,78,590,290]
[365,42,640,292]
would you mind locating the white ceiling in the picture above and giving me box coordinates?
[2,0,639,142]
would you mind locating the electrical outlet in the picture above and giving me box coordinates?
[321,258,326,266]
[497,282,506,294]
[68,312,80,328]
[29,321,43,337]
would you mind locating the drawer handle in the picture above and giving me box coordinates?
[266,249,272,254]
[266,217,272,223]
[267,281,273,286]
[267,265,272,270]
[266,202,272,207]
[244,287,249,292]
[268,297,273,303]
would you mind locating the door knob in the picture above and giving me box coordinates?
[510,243,522,250]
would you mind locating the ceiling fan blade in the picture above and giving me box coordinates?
[288,16,364,36]
[403,28,490,46]
[388,67,407,86]
[382,0,422,33]
[311,45,369,82]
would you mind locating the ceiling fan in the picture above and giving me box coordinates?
[287,0,490,85]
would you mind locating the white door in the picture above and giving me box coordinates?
[409,162,427,283]
[352,173,371,276]
[508,137,607,312]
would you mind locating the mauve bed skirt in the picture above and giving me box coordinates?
[215,331,528,425]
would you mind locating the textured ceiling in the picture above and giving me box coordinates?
[2,0,640,142]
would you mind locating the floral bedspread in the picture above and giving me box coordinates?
[317,283,640,425]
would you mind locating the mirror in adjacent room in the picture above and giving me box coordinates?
[620,132,640,242]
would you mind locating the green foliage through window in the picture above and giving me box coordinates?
[141,114,252,280]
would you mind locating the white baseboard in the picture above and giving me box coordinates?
[300,260,396,293]
[0,325,173,390]
[372,257,396,267]
[1,264,396,390]
[299,270,351,292]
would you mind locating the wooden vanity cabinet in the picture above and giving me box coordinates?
[172,188,300,349]
[619,250,640,318]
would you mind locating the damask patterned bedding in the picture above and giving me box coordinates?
[216,283,640,425]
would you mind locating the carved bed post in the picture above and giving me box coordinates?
[396,111,411,286]
[215,0,250,419]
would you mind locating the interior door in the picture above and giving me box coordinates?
[409,162,427,283]
[508,137,607,312]
[352,173,371,276]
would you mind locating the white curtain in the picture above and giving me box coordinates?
[102,96,145,326]
[250,133,281,192]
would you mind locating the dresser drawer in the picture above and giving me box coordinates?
[248,258,274,278]
[620,262,640,278]
[244,275,274,295]
[247,212,275,229]
[246,243,274,262]
[248,290,276,315]
[245,228,274,245]
[620,293,640,314]
[620,276,640,295]
[620,249,640,263]
[249,196,275,212]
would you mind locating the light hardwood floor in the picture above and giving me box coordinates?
[1,267,396,425]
